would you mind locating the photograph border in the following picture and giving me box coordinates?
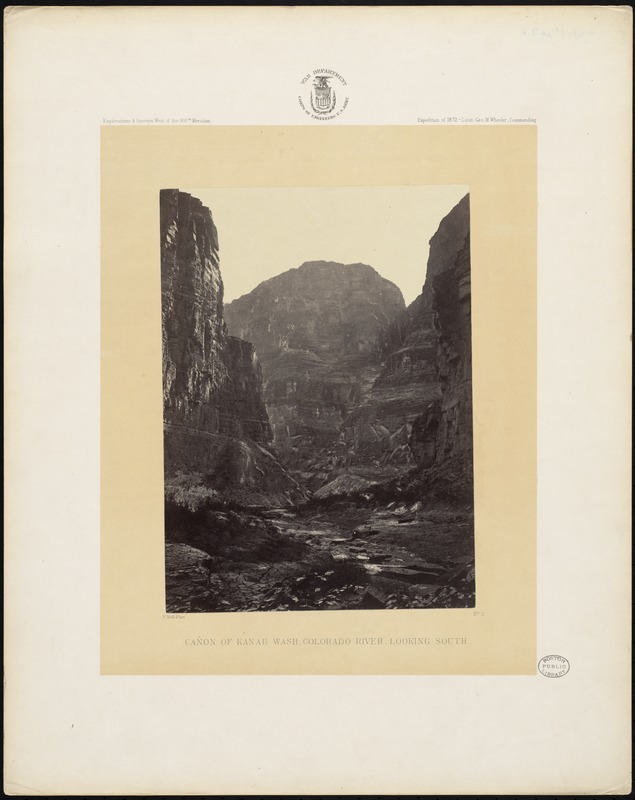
[101,124,537,675]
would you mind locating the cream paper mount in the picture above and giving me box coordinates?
[5,6,631,796]
[101,124,537,676]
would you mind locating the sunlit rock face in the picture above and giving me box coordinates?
[225,261,412,487]
[160,189,303,504]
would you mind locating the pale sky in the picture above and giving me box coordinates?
[189,185,469,306]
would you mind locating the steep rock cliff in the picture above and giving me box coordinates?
[347,292,442,474]
[431,232,472,459]
[224,262,408,487]
[406,194,473,497]
[160,189,302,504]
[342,195,471,483]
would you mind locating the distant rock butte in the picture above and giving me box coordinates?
[160,189,303,504]
[225,262,404,360]
[224,199,473,493]
[225,261,416,488]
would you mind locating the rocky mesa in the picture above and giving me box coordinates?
[224,261,408,489]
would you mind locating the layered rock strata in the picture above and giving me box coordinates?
[224,262,409,486]
[160,189,302,503]
[337,194,472,484]
[406,194,473,490]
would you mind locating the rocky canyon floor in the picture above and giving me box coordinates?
[160,190,474,615]
[165,497,475,613]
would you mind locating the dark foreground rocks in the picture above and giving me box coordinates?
[165,497,474,613]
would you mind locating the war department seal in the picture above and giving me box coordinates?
[298,69,349,120]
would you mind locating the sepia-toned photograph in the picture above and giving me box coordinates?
[161,186,475,613]
[6,4,631,795]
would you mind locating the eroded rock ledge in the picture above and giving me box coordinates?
[160,189,302,504]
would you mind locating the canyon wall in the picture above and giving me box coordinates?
[160,189,302,503]
[224,261,411,488]
[405,194,473,498]
[338,194,472,489]
[162,190,472,504]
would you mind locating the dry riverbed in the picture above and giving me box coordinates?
[165,500,475,613]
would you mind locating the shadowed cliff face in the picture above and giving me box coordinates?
[431,231,472,460]
[225,262,410,488]
[160,189,303,505]
[402,194,473,502]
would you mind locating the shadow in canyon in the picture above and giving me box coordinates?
[161,189,474,613]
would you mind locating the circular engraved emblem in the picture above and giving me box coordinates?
[538,654,570,678]
[298,69,349,120]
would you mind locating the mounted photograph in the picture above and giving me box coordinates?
[161,186,474,613]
